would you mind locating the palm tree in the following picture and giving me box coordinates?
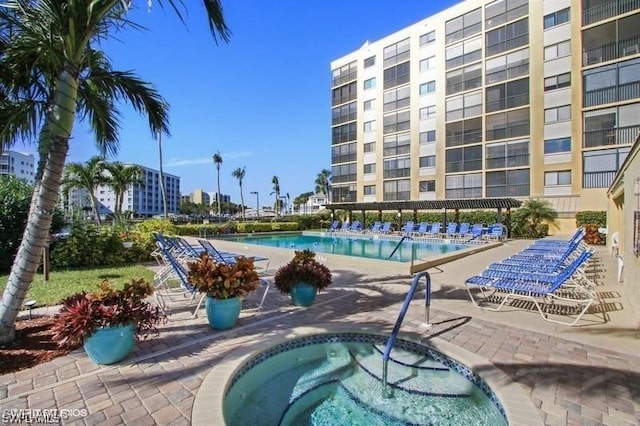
[213,151,223,221]
[157,131,168,218]
[518,199,558,237]
[315,169,332,204]
[0,0,230,344]
[271,175,280,219]
[285,192,290,215]
[103,162,144,216]
[231,166,246,220]
[61,156,108,225]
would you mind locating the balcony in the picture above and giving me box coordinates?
[583,13,640,66]
[583,80,640,106]
[583,0,640,26]
[583,124,640,147]
[583,171,617,188]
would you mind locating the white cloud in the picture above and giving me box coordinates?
[165,151,254,167]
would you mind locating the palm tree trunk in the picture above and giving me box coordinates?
[158,132,168,218]
[89,192,102,225]
[216,170,221,223]
[0,69,78,344]
[239,183,245,220]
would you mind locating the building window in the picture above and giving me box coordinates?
[332,184,357,203]
[383,133,410,156]
[383,86,410,112]
[383,38,410,67]
[420,130,436,144]
[445,173,482,198]
[383,110,410,134]
[485,18,529,57]
[363,164,376,174]
[486,107,530,140]
[582,58,640,108]
[363,185,376,195]
[331,122,357,144]
[486,169,530,196]
[364,78,376,90]
[446,117,483,147]
[331,61,357,87]
[419,31,436,46]
[544,137,571,154]
[364,120,377,132]
[544,105,571,123]
[419,155,436,168]
[446,90,483,121]
[583,147,630,188]
[331,102,357,125]
[419,81,436,95]
[331,163,357,183]
[485,77,529,113]
[383,62,410,89]
[544,8,570,29]
[486,138,529,169]
[446,145,483,173]
[364,56,376,68]
[545,170,571,186]
[364,142,376,153]
[446,64,482,95]
[363,99,374,111]
[445,8,482,44]
[420,105,436,120]
[383,179,410,201]
[485,0,528,30]
[419,180,436,192]
[383,156,411,178]
[544,72,571,91]
[446,36,482,69]
[583,103,640,148]
[544,40,571,60]
[332,81,357,106]
[420,56,436,72]
[485,47,529,85]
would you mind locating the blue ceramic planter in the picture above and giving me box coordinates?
[83,324,135,365]
[289,282,317,307]
[205,297,242,330]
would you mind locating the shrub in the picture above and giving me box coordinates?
[575,211,606,228]
[134,218,177,254]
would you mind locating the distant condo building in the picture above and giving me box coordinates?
[0,150,36,184]
[330,0,640,230]
[104,165,179,217]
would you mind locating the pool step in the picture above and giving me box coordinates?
[353,351,473,397]
[289,345,354,401]
[371,344,450,371]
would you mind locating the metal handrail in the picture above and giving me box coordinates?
[387,235,412,260]
[382,271,432,397]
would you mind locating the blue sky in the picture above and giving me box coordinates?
[17,0,457,206]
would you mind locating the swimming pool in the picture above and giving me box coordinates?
[218,233,468,262]
[222,333,507,425]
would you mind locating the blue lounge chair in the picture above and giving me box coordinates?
[487,224,504,240]
[379,222,392,234]
[368,221,382,233]
[328,220,339,232]
[350,221,363,232]
[429,222,441,236]
[338,222,350,232]
[401,221,415,235]
[457,223,470,238]
[198,239,270,274]
[465,250,596,326]
[445,222,458,237]
[412,222,429,236]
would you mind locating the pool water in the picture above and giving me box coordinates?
[219,233,468,262]
[224,333,507,425]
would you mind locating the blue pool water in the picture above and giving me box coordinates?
[224,333,507,425]
[219,233,468,262]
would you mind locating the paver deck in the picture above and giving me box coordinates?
[1,237,638,425]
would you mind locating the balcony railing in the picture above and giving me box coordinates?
[583,35,640,66]
[583,0,640,26]
[583,171,617,188]
[583,80,640,107]
[583,124,640,147]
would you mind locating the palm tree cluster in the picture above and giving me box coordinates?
[61,156,144,222]
[0,0,230,344]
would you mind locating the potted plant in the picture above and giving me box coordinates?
[51,279,166,365]
[186,253,261,330]
[273,249,332,307]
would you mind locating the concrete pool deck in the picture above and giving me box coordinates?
[1,237,638,425]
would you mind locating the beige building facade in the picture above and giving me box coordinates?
[330,0,640,233]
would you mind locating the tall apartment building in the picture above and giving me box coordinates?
[190,189,211,205]
[330,0,640,230]
[94,165,180,217]
[0,150,36,184]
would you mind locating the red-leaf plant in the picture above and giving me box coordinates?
[51,279,166,349]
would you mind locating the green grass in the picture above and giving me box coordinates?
[0,264,156,307]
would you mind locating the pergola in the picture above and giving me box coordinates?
[326,198,523,237]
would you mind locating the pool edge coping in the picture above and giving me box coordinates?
[191,323,543,426]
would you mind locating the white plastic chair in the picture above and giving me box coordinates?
[611,231,619,257]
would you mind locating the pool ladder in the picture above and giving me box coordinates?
[382,271,432,398]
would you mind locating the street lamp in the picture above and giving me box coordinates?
[250,191,259,218]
